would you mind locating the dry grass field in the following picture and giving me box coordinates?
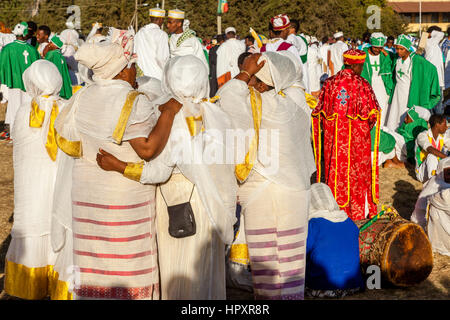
[0,140,448,300]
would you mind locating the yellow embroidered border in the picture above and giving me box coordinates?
[229,244,250,265]
[235,87,262,183]
[4,260,73,300]
[55,131,83,158]
[112,91,143,144]
[123,161,144,182]
[343,53,367,60]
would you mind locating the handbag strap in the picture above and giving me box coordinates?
[159,181,195,207]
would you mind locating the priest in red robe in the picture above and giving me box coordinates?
[311,49,381,221]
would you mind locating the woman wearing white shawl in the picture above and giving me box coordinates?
[411,157,450,230]
[96,54,238,299]
[218,52,316,300]
[4,60,69,300]
[52,38,164,299]
[305,183,363,298]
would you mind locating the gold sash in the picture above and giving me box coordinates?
[235,86,262,183]
[29,97,60,161]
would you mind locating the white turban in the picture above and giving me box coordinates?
[75,42,129,80]
[334,31,343,39]
[23,60,62,98]
[225,27,236,34]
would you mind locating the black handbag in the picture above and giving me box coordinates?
[160,184,196,238]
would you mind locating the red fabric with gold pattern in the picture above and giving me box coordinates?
[311,68,380,221]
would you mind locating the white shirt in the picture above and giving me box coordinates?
[386,56,412,131]
[329,40,349,75]
[134,23,170,80]
[368,53,389,124]
[216,38,245,78]
[307,43,322,92]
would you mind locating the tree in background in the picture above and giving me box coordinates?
[0,0,407,40]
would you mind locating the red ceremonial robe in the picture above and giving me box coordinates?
[311,68,380,221]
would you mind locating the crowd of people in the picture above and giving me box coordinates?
[0,7,449,301]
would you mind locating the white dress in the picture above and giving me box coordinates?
[385,56,412,131]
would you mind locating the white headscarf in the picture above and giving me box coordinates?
[255,51,297,94]
[309,183,349,222]
[158,54,238,244]
[23,60,62,98]
[75,42,129,81]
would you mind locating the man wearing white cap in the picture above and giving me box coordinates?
[166,9,209,71]
[216,26,245,88]
[328,31,348,76]
[134,6,169,81]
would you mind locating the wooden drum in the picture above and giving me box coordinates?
[355,207,433,287]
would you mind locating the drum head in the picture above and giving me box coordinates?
[382,223,433,287]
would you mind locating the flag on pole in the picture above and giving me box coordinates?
[217,0,229,15]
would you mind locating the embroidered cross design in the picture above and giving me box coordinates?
[337,88,350,106]
[371,61,380,71]
[398,69,405,78]
[23,50,29,64]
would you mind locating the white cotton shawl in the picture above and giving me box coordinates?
[219,51,316,191]
[428,188,450,256]
[141,55,238,244]
[12,60,65,238]
[309,183,348,222]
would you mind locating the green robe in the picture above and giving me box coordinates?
[0,40,40,91]
[392,52,441,109]
[396,109,428,162]
[371,128,396,154]
[361,48,395,97]
[45,50,72,100]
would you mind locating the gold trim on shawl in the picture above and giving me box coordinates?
[29,99,46,128]
[229,244,250,265]
[185,116,204,137]
[45,101,60,162]
[4,260,73,300]
[112,91,143,144]
[123,161,144,182]
[55,131,83,158]
[235,86,262,183]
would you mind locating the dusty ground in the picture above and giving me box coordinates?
[0,140,448,300]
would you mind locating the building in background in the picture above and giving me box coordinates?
[387,0,450,35]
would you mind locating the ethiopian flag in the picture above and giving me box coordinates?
[217,0,229,14]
